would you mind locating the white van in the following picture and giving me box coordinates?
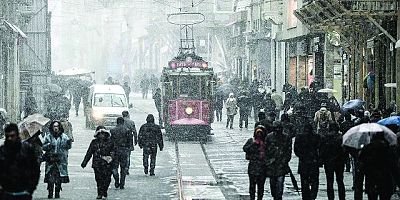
[85,84,128,129]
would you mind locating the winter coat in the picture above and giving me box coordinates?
[225,97,237,116]
[263,98,276,114]
[271,92,283,110]
[214,92,224,110]
[43,132,72,183]
[359,139,400,194]
[253,92,265,108]
[81,137,114,169]
[153,91,162,110]
[110,124,133,151]
[237,95,252,113]
[340,120,354,135]
[138,122,164,150]
[123,117,138,147]
[243,138,266,176]
[314,108,332,134]
[294,132,321,175]
[264,132,292,177]
[319,131,346,166]
[0,141,40,194]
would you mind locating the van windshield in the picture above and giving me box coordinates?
[94,93,127,107]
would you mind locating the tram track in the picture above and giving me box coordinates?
[174,139,228,200]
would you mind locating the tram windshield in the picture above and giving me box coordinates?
[168,75,210,99]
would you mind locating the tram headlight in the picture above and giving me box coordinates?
[185,107,193,115]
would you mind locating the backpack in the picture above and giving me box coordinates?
[319,112,330,130]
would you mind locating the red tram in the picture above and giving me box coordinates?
[161,53,215,139]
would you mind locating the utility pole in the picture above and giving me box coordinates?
[396,10,400,108]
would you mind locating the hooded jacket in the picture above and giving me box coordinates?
[81,131,114,169]
[138,114,164,150]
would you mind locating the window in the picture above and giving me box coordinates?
[94,93,127,107]
[288,0,298,28]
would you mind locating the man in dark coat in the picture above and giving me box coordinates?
[237,91,252,129]
[294,123,321,200]
[263,93,276,119]
[122,111,137,175]
[252,87,265,121]
[320,123,346,200]
[152,88,163,126]
[340,113,354,172]
[359,132,400,200]
[0,123,40,200]
[215,90,224,122]
[138,114,164,176]
[110,117,133,189]
[81,126,114,199]
[265,121,292,200]
[243,126,267,200]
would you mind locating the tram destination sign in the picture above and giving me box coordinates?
[168,60,208,69]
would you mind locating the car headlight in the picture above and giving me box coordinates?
[92,111,104,120]
[185,107,193,115]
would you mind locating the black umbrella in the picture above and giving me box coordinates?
[289,168,300,195]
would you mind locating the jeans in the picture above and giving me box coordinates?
[239,111,249,128]
[324,163,345,200]
[226,115,234,128]
[94,166,112,197]
[143,146,157,173]
[126,151,131,172]
[352,156,365,200]
[249,175,267,200]
[215,109,222,122]
[112,149,129,187]
[300,169,319,200]
[270,176,285,200]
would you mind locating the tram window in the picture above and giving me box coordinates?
[179,76,200,98]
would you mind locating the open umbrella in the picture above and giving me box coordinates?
[377,116,400,126]
[342,99,365,112]
[18,114,50,137]
[343,123,397,149]
[318,88,337,93]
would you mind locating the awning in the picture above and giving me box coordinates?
[3,20,27,38]
[396,40,400,49]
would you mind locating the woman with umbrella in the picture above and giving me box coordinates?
[42,120,72,199]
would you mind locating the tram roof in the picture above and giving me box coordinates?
[162,67,214,76]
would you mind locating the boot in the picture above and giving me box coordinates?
[47,184,54,199]
[55,186,61,199]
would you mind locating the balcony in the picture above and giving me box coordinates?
[339,0,398,12]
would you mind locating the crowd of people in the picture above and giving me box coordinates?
[0,111,163,200]
[236,81,400,200]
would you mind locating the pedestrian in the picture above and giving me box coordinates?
[294,123,321,200]
[263,93,276,119]
[359,132,400,200]
[72,87,82,117]
[110,117,133,189]
[271,89,283,119]
[122,82,131,105]
[253,86,265,121]
[255,111,273,132]
[122,111,138,175]
[225,93,237,129]
[370,109,382,123]
[320,122,346,200]
[138,114,164,176]
[81,126,114,199]
[264,121,292,200]
[314,103,333,135]
[340,113,354,172]
[0,111,6,139]
[23,88,38,118]
[0,123,40,200]
[43,120,72,199]
[140,76,150,99]
[237,91,251,129]
[152,88,163,126]
[215,90,224,122]
[243,125,267,200]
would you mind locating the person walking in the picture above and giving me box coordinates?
[294,123,321,200]
[215,90,224,122]
[138,114,164,176]
[253,86,265,121]
[110,117,132,189]
[122,111,137,175]
[122,82,131,105]
[225,93,237,129]
[0,123,40,200]
[264,121,293,200]
[140,76,150,99]
[243,126,267,200]
[43,121,72,199]
[237,91,251,129]
[359,132,400,200]
[152,88,163,126]
[340,113,355,172]
[263,93,276,120]
[314,103,333,135]
[271,89,283,119]
[320,122,346,200]
[81,126,114,199]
